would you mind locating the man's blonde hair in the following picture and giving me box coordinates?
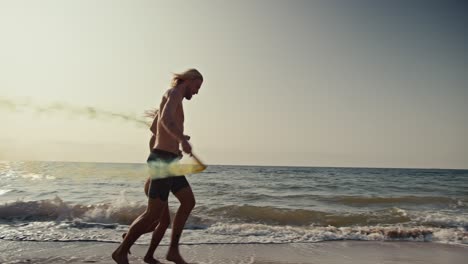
[145,69,203,120]
[171,68,203,87]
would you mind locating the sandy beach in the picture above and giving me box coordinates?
[0,240,466,264]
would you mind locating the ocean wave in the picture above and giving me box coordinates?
[207,223,435,242]
[0,196,146,225]
[0,196,211,228]
[412,211,468,228]
[205,223,468,245]
[1,198,466,230]
[0,222,466,245]
[206,205,411,226]
[326,195,467,207]
[207,204,467,228]
[236,194,467,209]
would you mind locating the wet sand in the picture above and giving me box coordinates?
[0,240,466,264]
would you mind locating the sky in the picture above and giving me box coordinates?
[0,0,467,169]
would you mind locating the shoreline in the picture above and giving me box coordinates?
[1,240,467,264]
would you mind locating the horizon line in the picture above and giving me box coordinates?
[1,159,467,171]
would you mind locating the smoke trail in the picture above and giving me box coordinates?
[0,97,149,128]
[1,97,208,175]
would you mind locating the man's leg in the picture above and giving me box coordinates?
[112,197,167,264]
[144,203,171,264]
[166,186,195,264]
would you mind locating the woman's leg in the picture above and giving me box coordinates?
[122,178,159,254]
[144,177,162,234]
[144,203,171,264]
[166,186,195,264]
[112,197,167,264]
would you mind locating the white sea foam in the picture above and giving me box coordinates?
[412,211,468,228]
[205,222,468,245]
[0,189,12,196]
[21,173,55,180]
[0,220,465,245]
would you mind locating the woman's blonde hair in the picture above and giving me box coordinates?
[171,68,203,87]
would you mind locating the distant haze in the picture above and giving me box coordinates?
[1,1,467,169]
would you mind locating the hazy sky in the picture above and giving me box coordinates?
[1,0,467,168]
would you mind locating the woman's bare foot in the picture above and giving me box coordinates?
[144,255,162,264]
[111,248,129,264]
[166,249,188,264]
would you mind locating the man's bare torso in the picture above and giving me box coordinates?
[154,88,184,155]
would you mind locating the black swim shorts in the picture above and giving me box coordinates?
[146,149,190,201]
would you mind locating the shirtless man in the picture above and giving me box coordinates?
[112,69,203,264]
[120,111,173,262]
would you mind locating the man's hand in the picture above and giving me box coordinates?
[181,139,192,155]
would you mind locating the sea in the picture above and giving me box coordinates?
[0,160,467,246]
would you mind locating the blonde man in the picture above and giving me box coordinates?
[113,69,203,264]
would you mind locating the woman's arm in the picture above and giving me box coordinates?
[150,110,159,135]
[149,110,159,151]
[149,135,156,151]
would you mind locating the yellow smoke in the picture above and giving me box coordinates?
[0,97,148,128]
[148,159,207,179]
[0,97,207,176]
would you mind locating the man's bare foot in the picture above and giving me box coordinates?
[112,248,129,264]
[166,250,188,264]
[144,255,161,264]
